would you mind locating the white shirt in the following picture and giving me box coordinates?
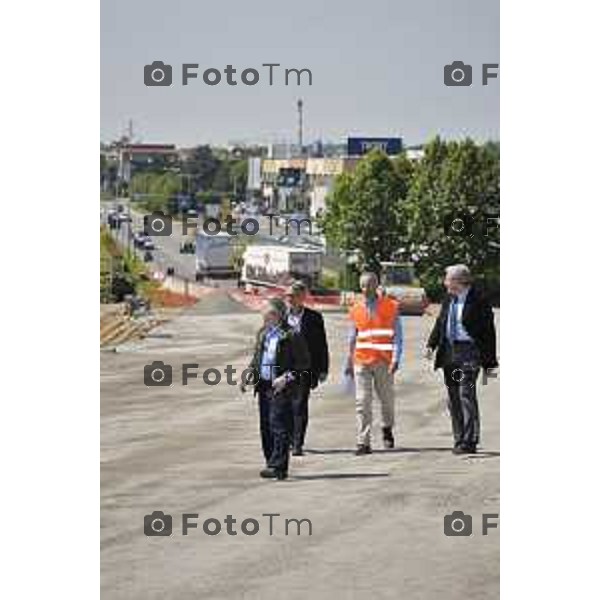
[287,308,304,334]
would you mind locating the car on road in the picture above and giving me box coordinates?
[133,232,147,248]
[180,239,195,254]
[380,262,428,316]
[143,239,155,250]
[278,212,312,234]
[244,204,260,216]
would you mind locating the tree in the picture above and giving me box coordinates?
[230,159,248,199]
[321,150,411,275]
[131,172,181,213]
[181,145,221,191]
[403,138,500,300]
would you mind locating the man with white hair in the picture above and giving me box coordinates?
[346,271,403,455]
[426,265,498,454]
[241,297,310,480]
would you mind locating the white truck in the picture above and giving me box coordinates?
[195,232,241,281]
[241,245,322,290]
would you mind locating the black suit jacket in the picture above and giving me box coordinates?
[427,287,498,370]
[247,321,311,396]
[295,307,330,388]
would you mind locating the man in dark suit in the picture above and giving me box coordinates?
[426,265,498,454]
[241,297,310,480]
[285,281,330,456]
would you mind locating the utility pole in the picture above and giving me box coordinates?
[297,99,303,156]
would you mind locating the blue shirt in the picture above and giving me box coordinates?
[260,325,282,381]
[446,288,473,342]
[349,298,404,364]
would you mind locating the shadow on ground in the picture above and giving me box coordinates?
[305,447,500,458]
[289,472,390,481]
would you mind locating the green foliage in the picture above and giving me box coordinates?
[320,269,341,290]
[321,139,500,302]
[100,227,158,302]
[403,137,500,300]
[180,145,221,190]
[195,190,222,205]
[131,172,181,213]
[321,150,412,275]
[127,147,248,210]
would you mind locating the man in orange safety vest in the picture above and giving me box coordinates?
[345,271,403,455]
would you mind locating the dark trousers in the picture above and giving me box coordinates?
[442,342,481,448]
[292,379,311,450]
[257,381,294,474]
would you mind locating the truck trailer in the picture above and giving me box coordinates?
[195,232,241,281]
[241,245,322,290]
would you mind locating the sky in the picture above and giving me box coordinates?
[101,0,499,147]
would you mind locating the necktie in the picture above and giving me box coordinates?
[448,298,458,342]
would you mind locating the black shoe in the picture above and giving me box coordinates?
[292,447,304,456]
[260,467,278,478]
[453,444,477,455]
[382,427,395,449]
[355,444,373,456]
[260,467,288,480]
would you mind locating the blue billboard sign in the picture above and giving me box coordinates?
[347,137,403,156]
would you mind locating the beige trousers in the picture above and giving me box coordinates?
[354,361,395,446]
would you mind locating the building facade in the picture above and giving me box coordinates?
[260,156,361,216]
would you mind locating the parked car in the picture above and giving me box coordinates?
[180,240,195,254]
[133,232,147,248]
[380,262,428,316]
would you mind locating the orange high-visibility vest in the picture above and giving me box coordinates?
[349,296,399,365]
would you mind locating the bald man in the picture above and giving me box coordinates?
[346,271,403,455]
